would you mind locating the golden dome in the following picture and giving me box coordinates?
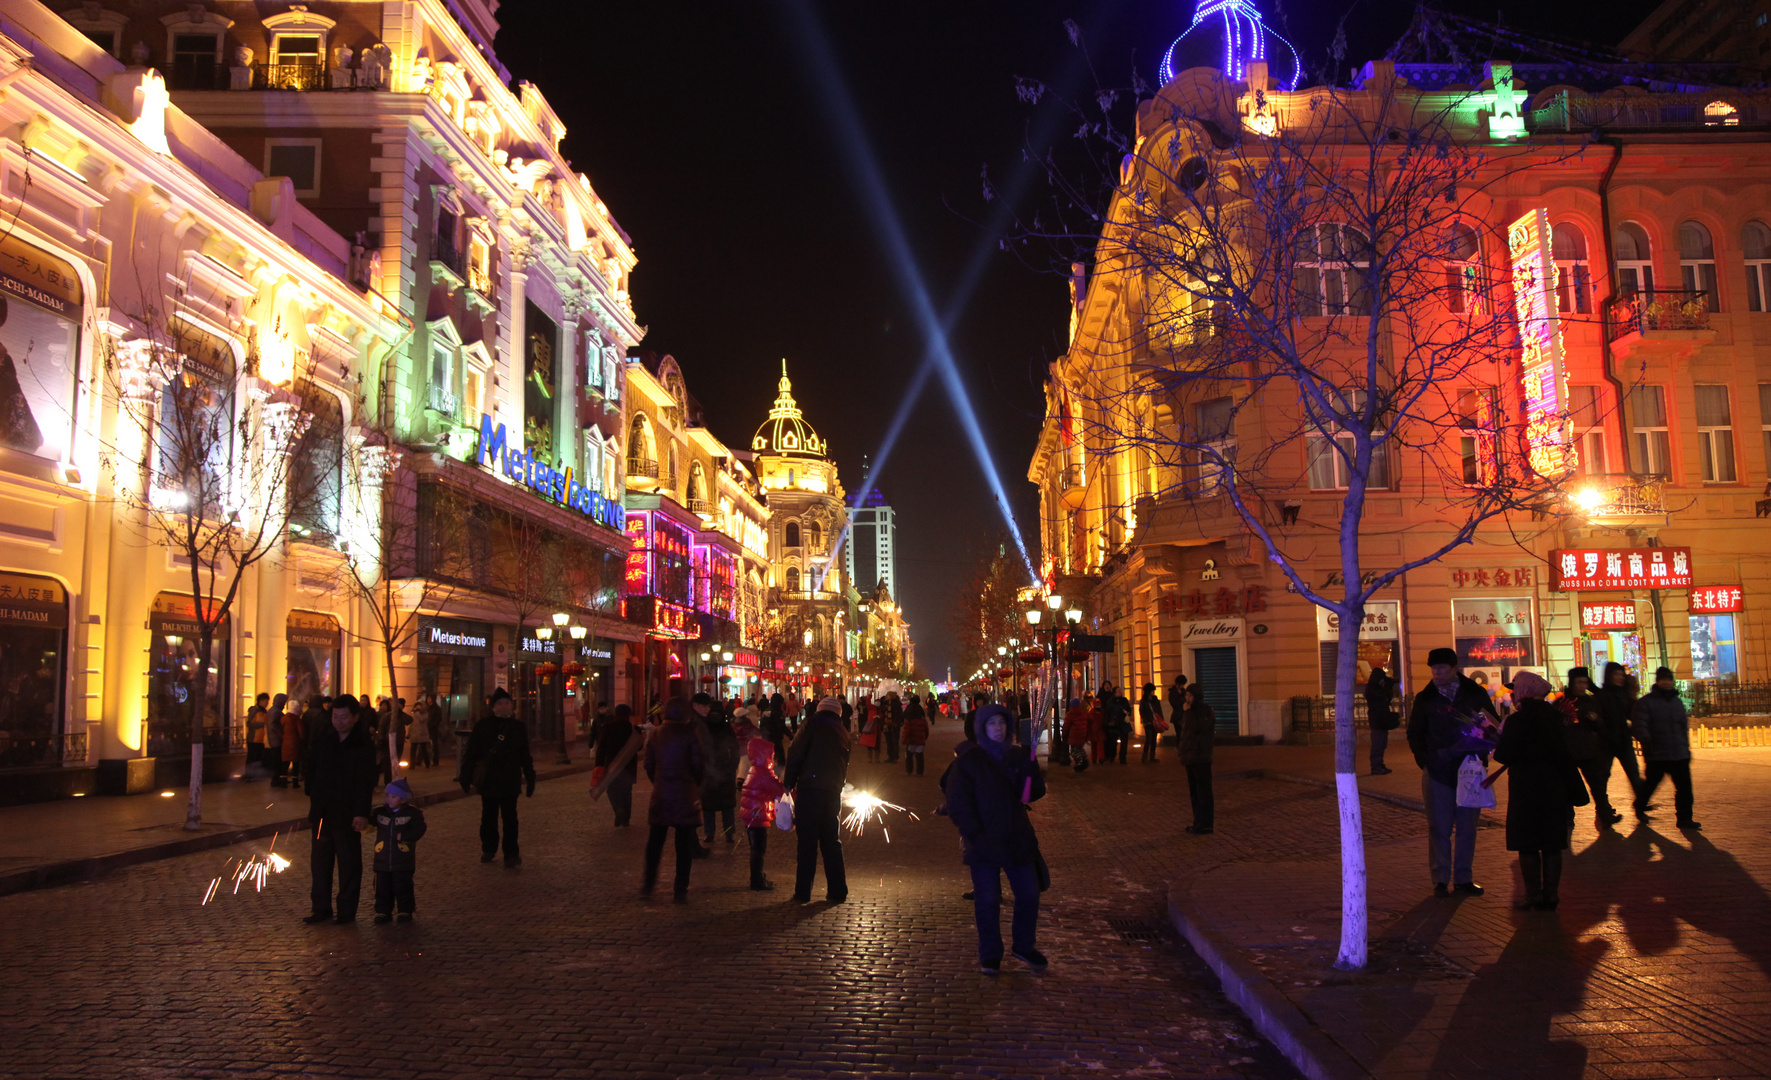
[751,361,827,458]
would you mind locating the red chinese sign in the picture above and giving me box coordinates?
[1160,585,1267,620]
[1450,567,1534,588]
[1579,602,1638,632]
[620,595,696,639]
[1551,548,1691,591]
[1689,586,1744,614]
[1508,208,1574,478]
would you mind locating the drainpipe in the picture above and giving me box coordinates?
[1596,137,1629,467]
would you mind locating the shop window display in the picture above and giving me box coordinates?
[1690,614,1738,682]
[0,236,83,465]
[0,572,67,767]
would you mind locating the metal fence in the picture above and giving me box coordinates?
[1693,724,1771,748]
[0,732,88,769]
[1685,681,1771,718]
[1289,695,1373,737]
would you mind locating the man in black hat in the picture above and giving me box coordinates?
[1407,647,1499,898]
[458,687,536,866]
[303,693,376,924]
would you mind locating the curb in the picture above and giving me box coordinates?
[0,762,596,898]
[1166,881,1371,1080]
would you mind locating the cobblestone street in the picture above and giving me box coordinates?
[0,727,1297,1080]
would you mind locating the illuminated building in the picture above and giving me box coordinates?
[1030,28,1771,739]
[751,362,850,694]
[845,486,898,601]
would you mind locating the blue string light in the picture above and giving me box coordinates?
[1160,0,1301,89]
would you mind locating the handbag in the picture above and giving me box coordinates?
[775,794,794,831]
[1456,753,1496,809]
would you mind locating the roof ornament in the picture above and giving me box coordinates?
[1160,0,1301,90]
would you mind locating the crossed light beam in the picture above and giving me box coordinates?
[775,0,1040,591]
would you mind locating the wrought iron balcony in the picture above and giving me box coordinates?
[1058,463,1086,507]
[1606,290,1711,342]
[626,457,659,479]
[426,382,459,418]
[1568,474,1665,518]
[687,498,712,515]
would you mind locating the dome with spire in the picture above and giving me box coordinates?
[752,361,827,458]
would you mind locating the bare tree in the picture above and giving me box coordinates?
[106,317,326,830]
[1038,69,1585,967]
[948,534,1028,679]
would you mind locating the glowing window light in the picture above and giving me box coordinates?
[1160,0,1301,90]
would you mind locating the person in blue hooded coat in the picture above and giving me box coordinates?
[945,703,1048,975]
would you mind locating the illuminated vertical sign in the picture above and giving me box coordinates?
[1508,209,1574,478]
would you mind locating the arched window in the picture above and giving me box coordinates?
[1679,221,1719,311]
[1613,223,1653,297]
[1743,222,1771,312]
[806,521,823,549]
[1443,223,1482,314]
[784,521,801,548]
[291,380,343,538]
[1294,223,1370,317]
[627,414,653,474]
[784,566,800,593]
[1705,100,1740,127]
[687,461,706,507]
[1551,223,1592,314]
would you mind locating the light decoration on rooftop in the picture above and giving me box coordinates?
[1160,0,1301,90]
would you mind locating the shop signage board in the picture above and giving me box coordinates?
[1551,547,1692,590]
[286,610,342,649]
[418,619,492,655]
[518,634,559,656]
[1508,208,1574,478]
[0,571,66,628]
[149,591,228,636]
[622,595,696,639]
[1160,585,1267,619]
[475,413,625,530]
[1689,586,1744,614]
[1180,618,1244,644]
[1579,601,1639,632]
[1315,602,1399,640]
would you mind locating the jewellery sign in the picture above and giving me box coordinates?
[1551,548,1692,590]
[1689,586,1744,615]
[1579,602,1638,632]
[1508,208,1574,478]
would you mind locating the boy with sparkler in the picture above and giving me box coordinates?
[370,778,427,923]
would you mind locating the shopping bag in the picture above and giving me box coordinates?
[1456,753,1496,809]
[775,794,794,831]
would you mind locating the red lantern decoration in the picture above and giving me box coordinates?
[535,662,560,676]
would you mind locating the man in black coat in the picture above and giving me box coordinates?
[1406,647,1500,898]
[783,696,851,904]
[593,703,640,827]
[458,687,536,867]
[303,693,377,924]
[946,703,1049,974]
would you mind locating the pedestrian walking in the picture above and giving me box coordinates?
[302,693,376,925]
[457,687,536,867]
[1365,666,1398,775]
[407,694,435,769]
[1179,685,1216,833]
[245,692,271,778]
[1138,683,1164,763]
[370,777,427,923]
[882,692,903,764]
[1109,686,1134,763]
[1556,667,1622,829]
[695,693,740,845]
[1632,667,1700,829]
[945,703,1048,975]
[1063,698,1090,771]
[739,737,787,891]
[859,699,881,763]
[902,694,930,775]
[1406,647,1499,898]
[594,703,640,827]
[266,696,287,786]
[1596,662,1644,802]
[1087,692,1108,765]
[1495,671,1583,910]
[782,695,851,904]
[642,697,706,901]
[761,697,790,775]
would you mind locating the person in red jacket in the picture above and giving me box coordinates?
[738,737,787,891]
[902,695,932,775]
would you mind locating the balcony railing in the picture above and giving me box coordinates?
[687,498,712,515]
[427,382,460,418]
[627,457,659,479]
[1605,290,1711,342]
[1569,474,1665,518]
[1059,463,1086,507]
[432,238,465,281]
[164,61,390,93]
[0,731,88,769]
[253,61,328,91]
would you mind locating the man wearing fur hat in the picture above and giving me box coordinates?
[783,696,851,903]
[1406,647,1500,898]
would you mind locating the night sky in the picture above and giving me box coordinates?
[495,0,1664,676]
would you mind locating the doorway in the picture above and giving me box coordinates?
[1192,646,1241,735]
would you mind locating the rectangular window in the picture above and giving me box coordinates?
[1761,384,1771,476]
[170,32,222,90]
[467,235,491,295]
[1457,387,1499,486]
[1749,259,1771,313]
[1452,598,1536,672]
[1569,385,1608,477]
[1555,259,1591,314]
[1627,385,1670,477]
[428,341,458,417]
[1689,613,1738,682]
[1307,433,1390,490]
[82,29,116,55]
[463,367,484,419]
[264,140,321,198]
[1695,384,1736,482]
[1190,396,1235,494]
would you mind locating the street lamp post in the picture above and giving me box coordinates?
[996,645,1007,701]
[549,612,572,764]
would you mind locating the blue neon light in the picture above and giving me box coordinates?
[1160,0,1301,90]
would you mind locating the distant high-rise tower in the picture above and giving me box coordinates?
[845,487,897,599]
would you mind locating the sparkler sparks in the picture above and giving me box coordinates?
[200,834,293,905]
[840,786,918,842]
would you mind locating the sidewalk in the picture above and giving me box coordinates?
[0,750,594,896]
[1119,739,1771,1080]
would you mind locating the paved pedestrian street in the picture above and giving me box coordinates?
[0,727,1298,1080]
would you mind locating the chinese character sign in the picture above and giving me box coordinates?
[1160,584,1267,619]
[1689,586,1744,614]
[1579,601,1638,631]
[1551,547,1692,590]
[1508,209,1574,479]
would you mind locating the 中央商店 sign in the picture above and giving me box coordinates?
[1551,547,1692,590]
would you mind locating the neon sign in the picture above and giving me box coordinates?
[1507,210,1574,479]
[621,595,696,639]
[476,414,624,530]
[1551,547,1692,590]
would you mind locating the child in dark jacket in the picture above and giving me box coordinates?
[738,738,787,892]
[370,778,427,922]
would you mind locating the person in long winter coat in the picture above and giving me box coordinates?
[1138,683,1164,763]
[643,697,706,901]
[1364,667,1398,775]
[1406,648,1500,897]
[1632,667,1699,829]
[694,693,740,844]
[782,697,851,904]
[457,687,536,866]
[945,703,1048,974]
[1495,672,1582,910]
[901,696,931,775]
[1596,662,1643,801]
[1178,686,1216,834]
[1556,667,1621,829]
[1087,694,1109,765]
[1063,699,1090,772]
[593,703,640,827]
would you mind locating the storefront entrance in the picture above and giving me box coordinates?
[1193,646,1240,735]
[0,571,68,768]
[415,617,491,744]
[147,592,230,756]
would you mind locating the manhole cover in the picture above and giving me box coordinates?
[1104,917,1168,943]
